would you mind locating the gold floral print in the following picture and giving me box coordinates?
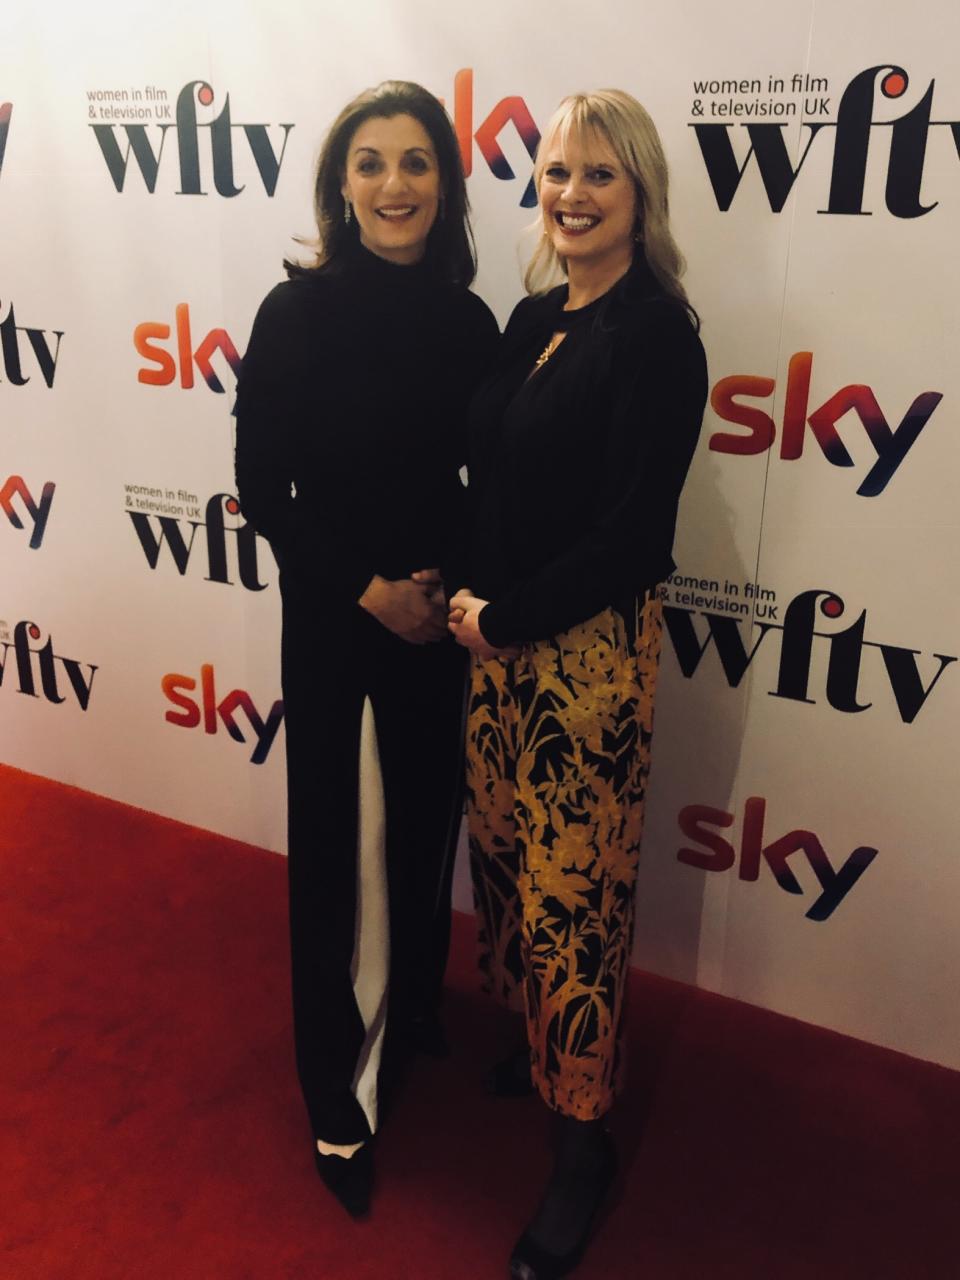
[466,595,663,1120]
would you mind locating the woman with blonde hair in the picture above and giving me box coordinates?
[449,89,706,1278]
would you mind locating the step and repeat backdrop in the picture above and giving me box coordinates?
[3,1,958,1070]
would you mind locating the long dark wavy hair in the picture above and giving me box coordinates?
[285,80,477,286]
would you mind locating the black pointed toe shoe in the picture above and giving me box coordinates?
[485,1044,536,1098]
[313,1139,374,1219]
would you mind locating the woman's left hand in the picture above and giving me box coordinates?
[448,591,520,661]
[411,568,447,608]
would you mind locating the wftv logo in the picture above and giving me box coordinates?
[90,72,541,206]
[0,621,97,710]
[0,102,11,179]
[447,69,540,207]
[664,588,956,723]
[0,300,63,388]
[1,476,55,549]
[91,80,293,195]
[134,304,241,392]
[694,65,956,216]
[678,797,877,921]
[710,351,942,496]
[162,664,283,764]
[127,491,270,590]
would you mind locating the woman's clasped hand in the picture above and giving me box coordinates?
[360,569,449,644]
[448,589,520,660]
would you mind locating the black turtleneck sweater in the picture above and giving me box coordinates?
[461,262,708,648]
[234,244,499,606]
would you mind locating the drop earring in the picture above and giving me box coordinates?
[344,197,352,225]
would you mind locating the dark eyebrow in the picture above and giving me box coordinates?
[351,145,434,158]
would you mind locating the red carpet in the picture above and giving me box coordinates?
[1,763,956,1279]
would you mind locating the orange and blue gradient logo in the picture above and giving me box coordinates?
[1,476,55,549]
[709,351,942,496]
[677,796,878,921]
[0,102,11,180]
[162,663,283,764]
[134,304,241,392]
[448,69,540,206]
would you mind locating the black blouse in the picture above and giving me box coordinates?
[462,260,708,647]
[234,243,499,606]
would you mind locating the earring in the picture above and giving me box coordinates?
[344,197,352,225]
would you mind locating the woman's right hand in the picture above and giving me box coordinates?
[358,575,449,644]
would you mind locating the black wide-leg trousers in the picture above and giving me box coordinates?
[281,597,466,1146]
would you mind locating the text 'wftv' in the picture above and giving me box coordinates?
[693,64,960,215]
[87,72,540,205]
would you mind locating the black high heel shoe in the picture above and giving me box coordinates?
[407,1008,450,1060]
[313,1139,374,1219]
[485,1044,536,1098]
[508,1122,617,1279]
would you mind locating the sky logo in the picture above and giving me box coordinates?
[677,796,878,921]
[710,351,942,496]
[447,69,541,207]
[162,663,284,764]
[134,303,241,392]
[0,102,11,180]
[0,476,55,549]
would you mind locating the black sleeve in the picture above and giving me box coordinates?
[478,305,707,647]
[439,292,501,599]
[233,282,379,601]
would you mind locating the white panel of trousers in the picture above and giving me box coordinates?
[349,696,390,1133]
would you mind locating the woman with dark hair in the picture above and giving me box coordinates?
[449,89,707,1278]
[235,80,498,1217]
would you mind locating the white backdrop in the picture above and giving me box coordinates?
[3,0,958,1071]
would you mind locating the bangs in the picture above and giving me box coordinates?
[536,99,621,176]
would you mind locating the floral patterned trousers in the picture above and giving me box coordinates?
[466,596,663,1120]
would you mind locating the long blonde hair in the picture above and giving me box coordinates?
[524,89,690,310]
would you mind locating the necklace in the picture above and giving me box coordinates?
[533,332,563,372]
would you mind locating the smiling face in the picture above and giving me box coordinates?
[538,127,639,278]
[341,113,441,265]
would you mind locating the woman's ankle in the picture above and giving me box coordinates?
[316,1138,365,1159]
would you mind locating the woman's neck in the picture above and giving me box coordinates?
[564,251,634,310]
